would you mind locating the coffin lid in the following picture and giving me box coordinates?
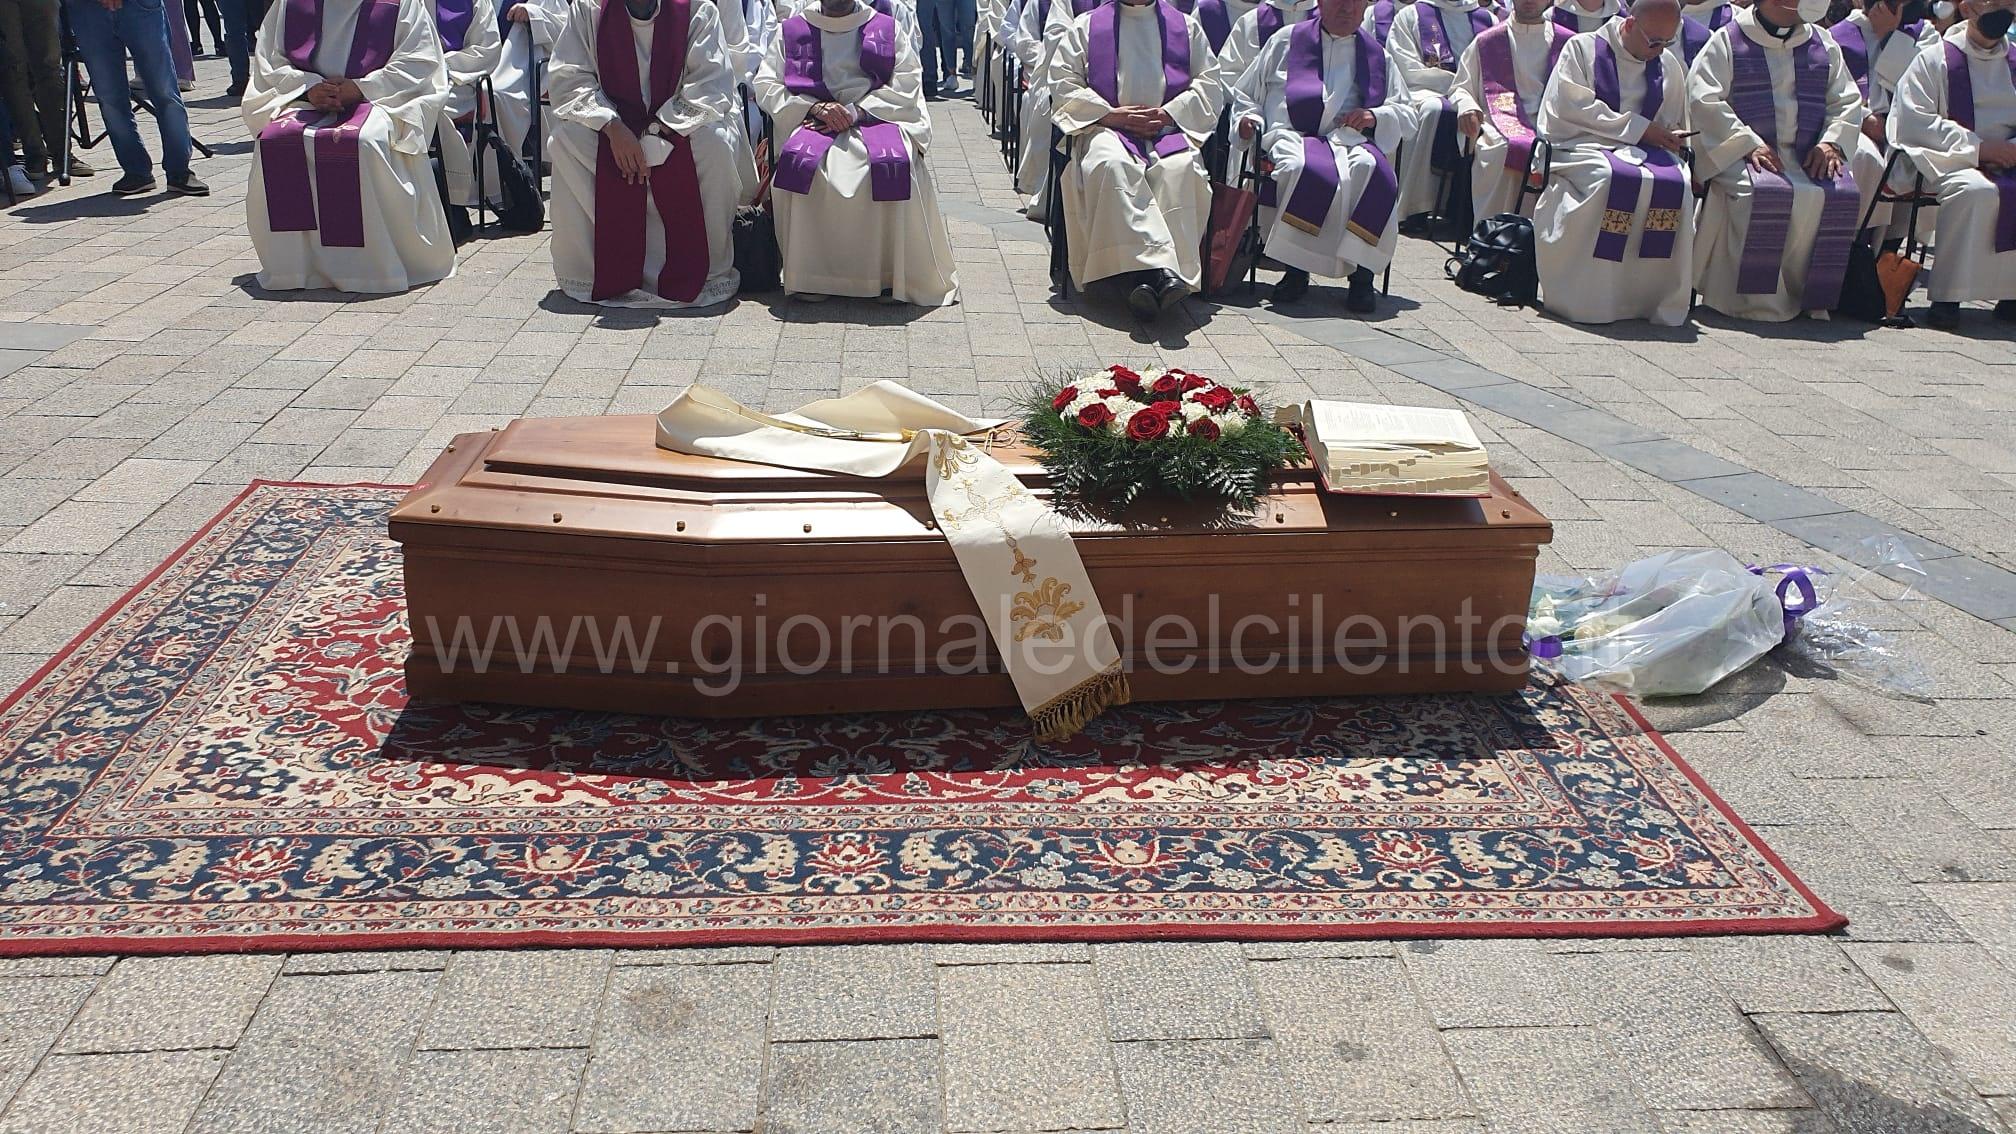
[390,415,1552,548]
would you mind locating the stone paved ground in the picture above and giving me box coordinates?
[3,55,2016,1134]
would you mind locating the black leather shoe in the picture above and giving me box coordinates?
[1996,300,2016,323]
[112,173,156,196]
[1127,278,1161,321]
[1346,267,1377,314]
[1271,268,1309,304]
[1925,301,1961,331]
[1152,269,1186,309]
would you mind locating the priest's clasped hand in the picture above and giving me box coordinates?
[306,79,364,112]
[1335,108,1376,133]
[1981,139,2016,175]
[1801,142,1845,181]
[807,101,856,135]
[1457,108,1483,140]
[1098,106,1174,138]
[601,120,650,184]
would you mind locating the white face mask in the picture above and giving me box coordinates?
[1795,0,1829,20]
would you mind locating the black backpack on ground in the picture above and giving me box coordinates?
[475,123,545,234]
[1447,212,1538,306]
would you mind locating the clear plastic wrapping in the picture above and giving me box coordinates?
[1526,541,1933,699]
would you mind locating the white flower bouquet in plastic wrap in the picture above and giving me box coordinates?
[1526,539,1932,699]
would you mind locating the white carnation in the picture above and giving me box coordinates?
[1066,391,1102,418]
[1180,401,1209,423]
[1109,403,1140,436]
[1213,411,1247,435]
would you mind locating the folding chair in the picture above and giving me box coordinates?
[1001,57,1022,171]
[1872,146,1937,267]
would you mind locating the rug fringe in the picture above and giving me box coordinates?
[1029,663,1130,743]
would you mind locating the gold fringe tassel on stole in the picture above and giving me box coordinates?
[1029,664,1132,743]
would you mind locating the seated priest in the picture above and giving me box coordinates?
[1687,0,1866,321]
[546,0,744,308]
[1533,0,1695,323]
[755,0,962,304]
[1237,0,1414,309]
[1217,0,1318,87]
[1450,0,1570,217]
[1679,0,1735,62]
[1388,0,1498,227]
[492,0,573,172]
[242,0,454,293]
[1049,0,1227,318]
[430,0,505,218]
[1827,0,1939,237]
[1549,0,1617,33]
[1889,0,2016,330]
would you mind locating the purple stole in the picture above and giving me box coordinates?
[590,0,709,302]
[1370,0,1398,42]
[1087,0,1194,164]
[1475,22,1569,174]
[1679,2,1730,63]
[588,0,709,300]
[1279,20,1398,245]
[1944,40,2016,254]
[257,0,399,248]
[1548,2,1605,34]
[1173,0,1234,51]
[436,0,474,50]
[1590,33,1687,260]
[1727,27,1859,308]
[773,12,913,202]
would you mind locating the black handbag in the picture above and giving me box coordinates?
[478,128,545,234]
[1446,213,1538,305]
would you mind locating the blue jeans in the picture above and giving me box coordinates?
[217,0,253,90]
[916,0,957,92]
[64,0,192,180]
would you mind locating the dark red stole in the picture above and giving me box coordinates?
[592,0,710,302]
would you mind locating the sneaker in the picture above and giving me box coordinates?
[112,172,157,196]
[5,164,35,198]
[167,172,209,196]
[69,157,96,177]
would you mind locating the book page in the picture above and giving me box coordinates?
[1306,401,1482,451]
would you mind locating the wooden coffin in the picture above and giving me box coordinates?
[389,415,1553,717]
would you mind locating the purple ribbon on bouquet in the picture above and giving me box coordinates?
[1748,562,1823,640]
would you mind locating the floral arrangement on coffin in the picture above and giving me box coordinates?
[1020,365,1302,511]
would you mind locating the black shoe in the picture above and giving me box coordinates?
[1925,301,1961,331]
[167,172,209,197]
[1271,268,1309,304]
[112,173,157,196]
[1127,278,1162,322]
[1996,300,2016,323]
[1346,267,1377,314]
[227,82,247,97]
[1398,212,1431,237]
[1152,268,1186,309]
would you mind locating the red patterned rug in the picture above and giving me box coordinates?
[0,484,1843,955]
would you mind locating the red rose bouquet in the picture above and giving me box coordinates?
[1021,365,1302,510]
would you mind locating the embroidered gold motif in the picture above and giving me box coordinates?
[1007,538,1039,585]
[1600,209,1634,235]
[1644,207,1681,233]
[1011,577,1086,642]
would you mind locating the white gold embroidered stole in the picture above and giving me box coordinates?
[656,383,1128,740]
